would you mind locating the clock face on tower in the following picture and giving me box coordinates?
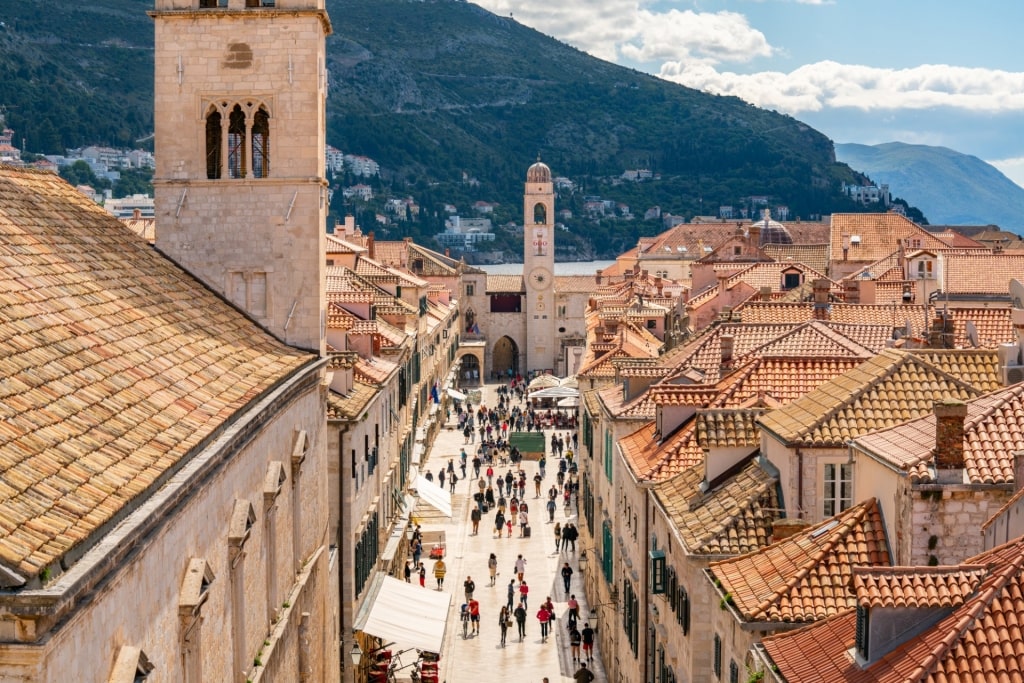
[529,266,552,289]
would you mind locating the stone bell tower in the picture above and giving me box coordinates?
[150,0,330,355]
[523,159,556,372]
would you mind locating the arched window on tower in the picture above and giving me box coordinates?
[533,202,546,225]
[252,106,270,178]
[205,108,222,180]
[228,105,247,179]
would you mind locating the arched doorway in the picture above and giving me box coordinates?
[492,336,519,381]
[459,354,481,387]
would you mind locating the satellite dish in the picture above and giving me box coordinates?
[1011,279,1024,309]
[966,321,980,348]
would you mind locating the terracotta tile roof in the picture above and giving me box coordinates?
[654,458,780,555]
[908,348,1001,392]
[0,166,313,578]
[737,302,815,324]
[946,307,1013,348]
[762,243,830,274]
[712,357,868,408]
[709,498,890,624]
[326,381,378,420]
[763,538,1024,682]
[929,229,986,249]
[943,252,1024,295]
[724,262,832,294]
[555,275,598,292]
[855,381,1024,485]
[118,216,155,243]
[620,421,703,482]
[354,356,399,385]
[486,274,524,293]
[829,213,950,263]
[696,409,764,449]
[326,302,360,329]
[596,384,656,421]
[853,565,986,610]
[326,234,365,254]
[758,349,984,447]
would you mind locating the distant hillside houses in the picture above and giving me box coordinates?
[344,153,380,177]
[46,145,154,181]
[436,216,496,250]
[104,193,154,219]
[343,183,373,200]
[844,182,891,206]
[325,144,344,173]
[621,168,653,181]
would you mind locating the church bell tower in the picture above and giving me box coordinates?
[522,160,556,373]
[150,0,330,355]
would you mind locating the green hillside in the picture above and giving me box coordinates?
[0,0,884,257]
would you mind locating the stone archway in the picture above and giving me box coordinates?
[492,336,520,381]
[455,345,485,387]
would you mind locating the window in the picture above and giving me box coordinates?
[604,429,613,481]
[465,282,475,297]
[649,549,665,594]
[713,633,722,679]
[205,108,222,178]
[677,585,690,635]
[355,512,380,596]
[227,105,246,178]
[623,579,639,656]
[109,646,154,683]
[534,203,547,225]
[733,246,741,255]
[601,521,613,584]
[823,462,852,517]
[251,106,270,178]
[783,271,801,290]
[729,660,739,683]
[179,558,215,683]
[646,319,656,329]
[917,259,934,279]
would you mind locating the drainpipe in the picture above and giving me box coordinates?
[796,447,803,519]
[643,483,652,683]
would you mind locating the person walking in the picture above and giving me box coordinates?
[470,506,481,535]
[561,562,574,595]
[546,497,556,523]
[494,510,506,538]
[507,579,516,611]
[464,575,476,601]
[418,562,426,587]
[486,465,494,486]
[569,624,582,662]
[510,498,519,527]
[554,522,562,553]
[581,623,595,663]
[488,553,498,586]
[515,554,527,581]
[404,561,412,583]
[534,472,542,498]
[567,594,579,629]
[433,558,446,590]
[498,605,511,647]
[449,472,457,494]
[537,604,551,641]
[514,602,527,641]
[519,510,529,537]
[468,597,480,635]
[573,662,595,683]
[519,580,529,608]
[438,469,445,489]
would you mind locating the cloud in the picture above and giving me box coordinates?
[657,61,1024,115]
[988,156,1024,190]
[476,1,773,64]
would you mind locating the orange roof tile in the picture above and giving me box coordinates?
[653,458,780,555]
[0,166,312,578]
[829,213,951,264]
[855,380,1024,485]
[758,349,985,447]
[762,243,831,274]
[763,538,1024,682]
[696,409,764,449]
[486,274,524,293]
[943,252,1024,295]
[709,499,890,624]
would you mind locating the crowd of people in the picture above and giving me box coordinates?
[403,378,597,682]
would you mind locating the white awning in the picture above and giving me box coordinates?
[529,386,579,399]
[413,475,452,517]
[557,397,579,407]
[380,494,417,563]
[446,388,467,401]
[353,573,452,653]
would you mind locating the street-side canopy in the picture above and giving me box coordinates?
[528,386,579,399]
[413,475,453,517]
[446,388,467,401]
[353,573,452,653]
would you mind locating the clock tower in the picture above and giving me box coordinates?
[523,160,556,373]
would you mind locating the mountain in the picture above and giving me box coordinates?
[835,142,1024,232]
[0,0,886,256]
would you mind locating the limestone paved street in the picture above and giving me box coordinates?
[415,381,607,683]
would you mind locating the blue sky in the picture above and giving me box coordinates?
[474,0,1024,186]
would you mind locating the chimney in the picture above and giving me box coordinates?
[933,400,967,470]
[344,215,356,235]
[720,333,735,372]
[812,278,830,321]
[858,279,876,305]
[132,207,142,220]
[367,231,375,259]
[595,269,603,285]
[760,286,772,301]
[655,276,663,297]
[445,248,450,257]
[749,223,761,249]
[927,310,955,349]
[1014,450,1024,493]
[717,270,729,293]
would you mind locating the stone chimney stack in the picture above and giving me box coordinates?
[812,278,831,321]
[717,270,729,292]
[934,400,968,469]
[655,276,663,297]
[596,270,603,285]
[133,207,142,220]
[749,223,761,250]
[367,230,375,259]
[760,286,772,301]
[771,519,810,543]
[720,333,735,373]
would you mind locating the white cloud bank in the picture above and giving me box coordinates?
[476,0,1024,117]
